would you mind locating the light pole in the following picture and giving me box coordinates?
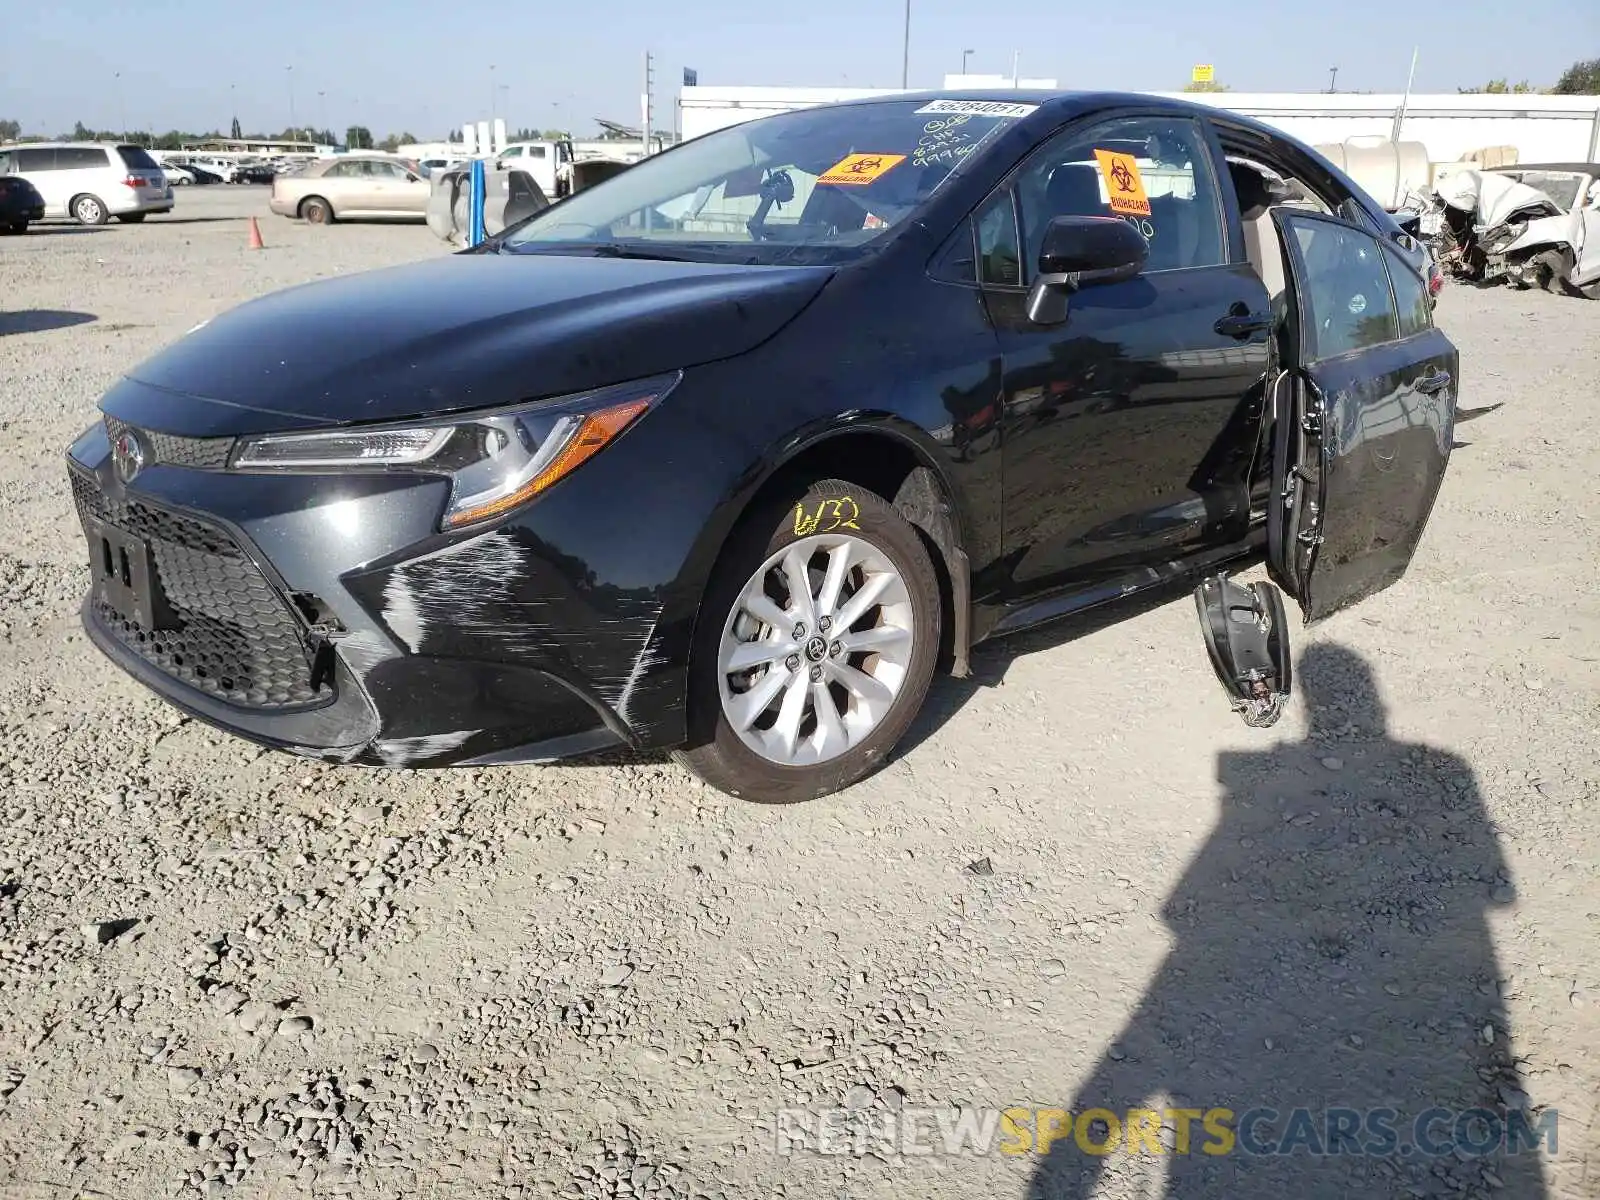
[901,0,911,88]
[115,71,126,140]
[489,64,497,123]
[961,49,973,76]
[1327,66,1339,93]
[318,91,327,143]
[286,66,296,136]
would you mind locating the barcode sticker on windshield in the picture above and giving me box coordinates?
[914,99,1038,118]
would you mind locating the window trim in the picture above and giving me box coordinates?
[974,187,1023,288]
[1278,209,1405,365]
[1377,238,1434,342]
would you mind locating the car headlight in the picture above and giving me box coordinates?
[231,372,679,529]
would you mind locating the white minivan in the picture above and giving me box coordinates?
[0,142,173,225]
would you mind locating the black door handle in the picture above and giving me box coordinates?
[1215,311,1273,339]
[1417,369,1452,394]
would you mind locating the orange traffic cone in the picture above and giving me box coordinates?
[247,216,264,250]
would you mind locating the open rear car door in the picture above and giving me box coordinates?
[1196,208,1458,725]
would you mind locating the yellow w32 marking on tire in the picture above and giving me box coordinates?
[793,497,861,537]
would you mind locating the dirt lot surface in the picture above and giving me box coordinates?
[1,187,1597,1200]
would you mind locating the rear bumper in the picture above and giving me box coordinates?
[267,197,296,217]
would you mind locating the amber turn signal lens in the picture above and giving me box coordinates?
[442,397,651,528]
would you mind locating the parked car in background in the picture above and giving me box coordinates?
[236,161,276,185]
[163,164,197,186]
[0,142,172,224]
[190,156,243,183]
[417,156,463,178]
[0,173,45,233]
[268,154,429,224]
[1435,162,1600,298]
[67,91,1460,801]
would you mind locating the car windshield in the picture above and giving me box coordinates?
[1510,171,1585,211]
[502,98,1035,264]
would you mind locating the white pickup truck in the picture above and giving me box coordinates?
[489,139,632,199]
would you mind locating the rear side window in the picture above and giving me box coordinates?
[1289,220,1399,360]
[117,146,160,170]
[0,150,12,174]
[14,147,57,171]
[1383,242,1432,338]
[58,147,110,169]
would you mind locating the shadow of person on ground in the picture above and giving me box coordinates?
[0,309,97,335]
[1026,643,1548,1199]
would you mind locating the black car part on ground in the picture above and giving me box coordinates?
[65,90,1460,799]
[0,175,45,231]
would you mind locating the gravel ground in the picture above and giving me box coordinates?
[1,186,1597,1200]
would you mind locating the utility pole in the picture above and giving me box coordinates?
[901,0,910,88]
[642,50,654,156]
[1390,46,1420,142]
[1327,66,1339,93]
[961,49,974,76]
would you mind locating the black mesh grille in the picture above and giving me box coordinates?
[103,415,236,471]
[72,469,322,709]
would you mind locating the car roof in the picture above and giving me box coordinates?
[783,88,1316,152]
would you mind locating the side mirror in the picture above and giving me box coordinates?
[1026,216,1148,324]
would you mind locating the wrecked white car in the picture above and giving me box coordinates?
[1435,162,1600,298]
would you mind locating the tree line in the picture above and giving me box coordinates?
[0,119,426,152]
[1176,56,1599,96]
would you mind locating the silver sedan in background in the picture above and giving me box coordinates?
[268,155,430,224]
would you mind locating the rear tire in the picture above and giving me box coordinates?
[115,213,147,224]
[300,196,333,225]
[674,478,941,804]
[71,194,108,225]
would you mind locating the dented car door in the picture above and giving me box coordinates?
[1267,210,1458,620]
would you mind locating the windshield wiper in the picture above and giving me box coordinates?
[584,243,697,262]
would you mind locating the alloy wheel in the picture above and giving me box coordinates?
[716,533,915,767]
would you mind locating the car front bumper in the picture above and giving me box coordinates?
[65,415,680,768]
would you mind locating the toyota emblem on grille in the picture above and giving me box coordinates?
[112,429,147,483]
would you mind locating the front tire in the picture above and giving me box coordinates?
[1,222,25,235]
[72,194,108,225]
[674,478,941,803]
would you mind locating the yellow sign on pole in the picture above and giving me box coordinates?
[1192,64,1215,83]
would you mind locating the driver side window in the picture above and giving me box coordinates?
[1015,115,1226,278]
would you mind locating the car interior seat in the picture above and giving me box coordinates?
[1229,162,1289,317]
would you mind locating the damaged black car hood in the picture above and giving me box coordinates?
[104,253,835,436]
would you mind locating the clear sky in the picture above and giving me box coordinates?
[3,0,1595,140]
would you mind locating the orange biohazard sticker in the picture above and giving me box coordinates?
[818,153,907,187]
[1093,149,1152,217]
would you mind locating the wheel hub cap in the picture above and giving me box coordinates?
[716,532,915,768]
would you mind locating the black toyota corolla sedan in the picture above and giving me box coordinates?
[66,91,1458,802]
